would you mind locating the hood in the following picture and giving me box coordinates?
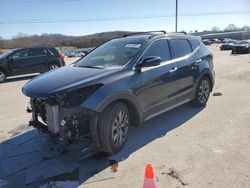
[22,66,117,98]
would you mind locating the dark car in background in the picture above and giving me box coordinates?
[22,31,215,154]
[0,47,65,83]
[202,39,213,45]
[220,39,237,50]
[232,40,250,54]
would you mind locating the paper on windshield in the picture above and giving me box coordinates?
[124,44,141,48]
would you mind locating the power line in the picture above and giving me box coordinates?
[1,0,86,3]
[0,11,249,24]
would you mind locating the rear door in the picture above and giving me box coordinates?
[169,38,200,103]
[136,39,179,119]
[28,48,48,73]
[9,49,30,75]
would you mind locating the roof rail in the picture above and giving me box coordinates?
[123,30,167,37]
[177,31,187,35]
[168,31,187,36]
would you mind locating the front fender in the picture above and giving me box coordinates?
[81,88,143,122]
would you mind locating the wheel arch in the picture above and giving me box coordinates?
[0,66,8,76]
[82,91,143,127]
[48,61,60,67]
[197,70,214,92]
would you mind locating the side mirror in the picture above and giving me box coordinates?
[137,56,161,69]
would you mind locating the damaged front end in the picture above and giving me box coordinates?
[26,84,102,143]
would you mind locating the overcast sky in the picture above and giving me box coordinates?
[0,0,249,39]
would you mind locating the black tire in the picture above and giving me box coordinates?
[0,69,7,83]
[49,63,59,70]
[192,77,211,107]
[97,102,130,154]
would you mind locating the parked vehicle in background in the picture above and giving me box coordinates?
[23,31,215,154]
[212,39,221,44]
[0,47,65,83]
[220,39,237,50]
[66,48,95,58]
[202,39,213,45]
[232,40,250,54]
[67,50,76,58]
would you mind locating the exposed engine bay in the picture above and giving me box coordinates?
[26,85,101,143]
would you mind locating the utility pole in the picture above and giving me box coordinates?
[175,0,178,32]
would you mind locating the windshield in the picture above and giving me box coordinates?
[0,49,15,59]
[236,40,250,44]
[75,39,143,69]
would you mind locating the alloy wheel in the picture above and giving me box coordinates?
[50,64,59,70]
[0,72,6,82]
[198,80,210,104]
[111,108,129,146]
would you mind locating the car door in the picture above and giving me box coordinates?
[169,38,200,103]
[8,49,30,75]
[28,48,48,73]
[136,39,179,119]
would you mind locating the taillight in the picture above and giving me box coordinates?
[58,53,64,58]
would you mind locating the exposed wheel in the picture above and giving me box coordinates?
[49,63,59,70]
[97,102,130,154]
[0,70,7,83]
[192,77,211,107]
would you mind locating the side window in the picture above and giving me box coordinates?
[170,39,192,58]
[29,49,46,57]
[143,40,171,62]
[189,39,200,50]
[12,50,28,59]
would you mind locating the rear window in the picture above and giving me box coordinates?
[47,48,59,55]
[29,49,46,56]
[170,39,192,58]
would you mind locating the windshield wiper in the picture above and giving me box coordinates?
[78,65,104,69]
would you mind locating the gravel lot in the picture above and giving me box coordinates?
[0,45,250,188]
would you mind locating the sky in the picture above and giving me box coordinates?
[0,0,249,39]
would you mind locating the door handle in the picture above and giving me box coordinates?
[169,67,178,73]
[195,59,202,63]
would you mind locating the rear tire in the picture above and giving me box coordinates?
[0,70,7,83]
[97,102,130,154]
[49,63,59,70]
[192,77,211,107]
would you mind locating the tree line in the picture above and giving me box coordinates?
[0,24,249,50]
[0,31,130,49]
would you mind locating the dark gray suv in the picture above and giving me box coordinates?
[0,47,65,83]
[23,31,215,154]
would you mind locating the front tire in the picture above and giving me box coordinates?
[0,70,7,83]
[97,102,130,154]
[192,77,211,107]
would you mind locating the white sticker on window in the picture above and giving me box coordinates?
[124,44,141,48]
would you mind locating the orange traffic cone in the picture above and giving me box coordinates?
[143,164,156,188]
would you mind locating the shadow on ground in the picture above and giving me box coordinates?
[0,103,203,188]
